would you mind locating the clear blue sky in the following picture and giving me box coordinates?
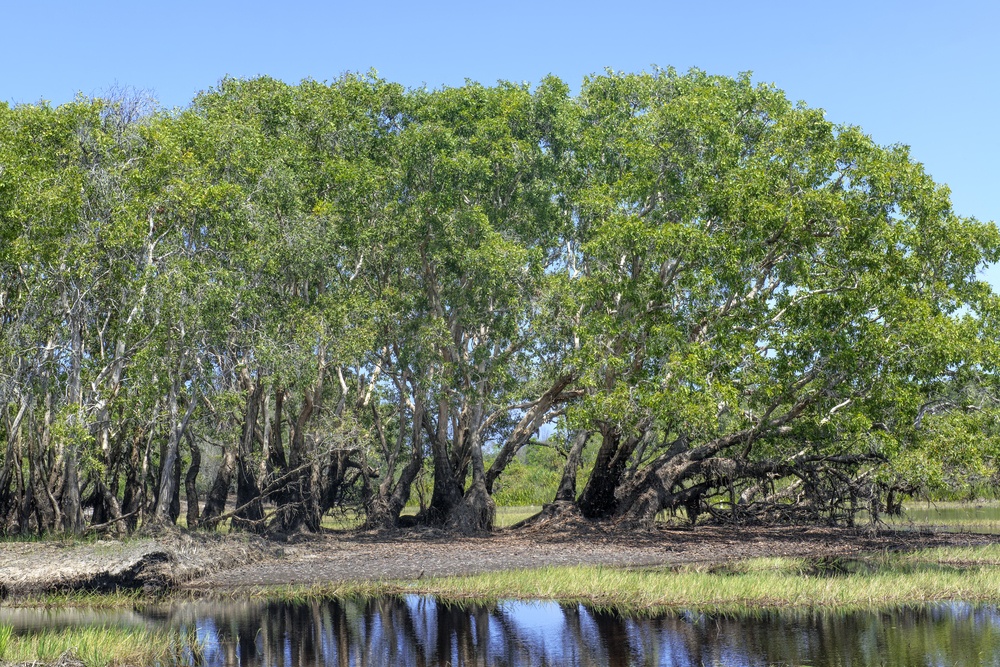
[4,0,997,281]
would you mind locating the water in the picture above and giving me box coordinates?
[894,503,1000,533]
[6,597,1000,666]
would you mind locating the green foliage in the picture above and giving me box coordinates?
[0,68,997,536]
[890,408,1000,500]
[490,446,564,506]
[490,438,599,506]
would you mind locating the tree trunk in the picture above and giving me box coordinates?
[121,433,144,532]
[427,399,463,524]
[60,307,85,536]
[484,374,577,493]
[19,468,34,535]
[153,377,181,522]
[577,426,628,519]
[91,473,124,535]
[273,378,323,533]
[232,380,265,533]
[155,366,197,525]
[267,389,287,481]
[60,446,85,534]
[0,397,28,532]
[554,430,590,502]
[30,455,57,534]
[185,431,201,528]
[322,450,352,516]
[612,436,727,528]
[447,420,494,534]
[365,394,425,530]
[13,446,25,534]
[201,445,235,526]
[169,449,182,523]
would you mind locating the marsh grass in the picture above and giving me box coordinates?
[404,559,1000,612]
[0,623,11,657]
[30,544,1000,614]
[7,505,1000,618]
[11,589,150,609]
[901,543,1000,566]
[0,624,198,667]
[237,545,1000,613]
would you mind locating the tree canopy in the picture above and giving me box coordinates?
[1,69,997,536]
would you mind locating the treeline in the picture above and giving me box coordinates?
[1,69,998,536]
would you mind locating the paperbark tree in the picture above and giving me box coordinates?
[560,69,1000,526]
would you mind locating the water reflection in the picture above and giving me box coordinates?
[897,503,1000,533]
[5,597,1000,666]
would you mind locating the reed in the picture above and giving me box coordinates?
[0,624,198,667]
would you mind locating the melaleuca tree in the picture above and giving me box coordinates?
[178,74,404,533]
[558,69,1000,526]
[1,69,997,538]
[377,78,583,533]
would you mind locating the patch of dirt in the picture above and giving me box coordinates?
[1,523,993,597]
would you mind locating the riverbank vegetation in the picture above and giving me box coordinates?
[0,623,198,667]
[12,542,1000,614]
[231,543,1000,612]
[2,68,999,539]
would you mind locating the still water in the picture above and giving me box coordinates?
[6,597,1000,666]
[895,503,1000,533]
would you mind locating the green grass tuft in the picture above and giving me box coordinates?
[0,623,11,659]
[0,624,198,667]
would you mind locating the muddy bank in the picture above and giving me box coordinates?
[2,523,992,599]
[0,530,276,597]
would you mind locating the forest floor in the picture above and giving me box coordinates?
[1,519,994,598]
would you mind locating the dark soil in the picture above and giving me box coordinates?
[1,523,993,598]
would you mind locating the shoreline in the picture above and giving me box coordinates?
[1,524,995,605]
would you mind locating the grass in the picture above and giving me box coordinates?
[899,543,1000,566]
[0,624,199,667]
[494,505,542,527]
[240,544,1000,613]
[19,539,1000,616]
[9,589,151,610]
[320,509,365,531]
[0,624,10,657]
[410,559,1000,612]
[399,504,543,528]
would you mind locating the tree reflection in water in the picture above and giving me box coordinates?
[7,597,1000,665]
